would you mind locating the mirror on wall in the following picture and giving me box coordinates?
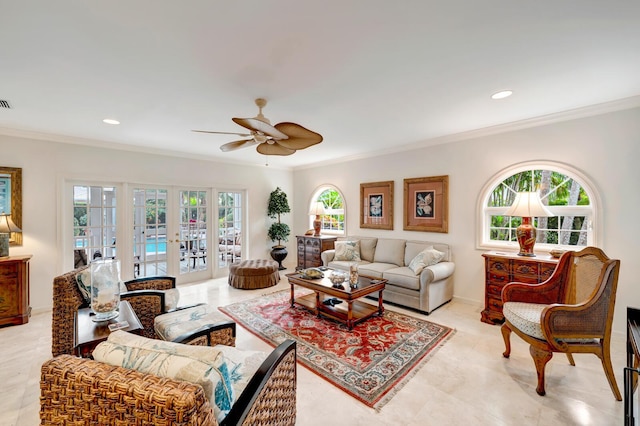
[0,166,22,245]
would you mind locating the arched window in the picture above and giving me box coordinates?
[477,161,599,251]
[309,185,345,236]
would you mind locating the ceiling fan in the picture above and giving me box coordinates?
[192,98,323,156]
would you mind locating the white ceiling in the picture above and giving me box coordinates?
[1,1,639,169]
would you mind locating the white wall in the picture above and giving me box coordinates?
[292,106,640,334]
[0,135,294,313]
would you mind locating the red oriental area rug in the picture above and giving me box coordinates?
[219,290,454,409]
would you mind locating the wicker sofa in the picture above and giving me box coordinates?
[40,339,297,426]
[321,236,455,314]
[52,266,236,357]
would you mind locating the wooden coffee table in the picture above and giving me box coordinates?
[286,270,386,330]
[74,300,143,358]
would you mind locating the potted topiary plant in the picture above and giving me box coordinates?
[267,187,291,270]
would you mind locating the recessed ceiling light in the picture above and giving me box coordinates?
[491,90,513,100]
[103,118,120,125]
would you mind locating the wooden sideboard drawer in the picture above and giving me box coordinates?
[0,255,32,327]
[481,251,558,325]
[296,236,336,269]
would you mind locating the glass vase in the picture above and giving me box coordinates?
[90,259,121,322]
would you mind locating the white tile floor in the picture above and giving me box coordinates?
[0,271,627,425]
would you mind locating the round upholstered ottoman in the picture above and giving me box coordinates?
[228,259,280,289]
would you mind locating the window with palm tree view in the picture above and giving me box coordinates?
[312,186,345,235]
[482,163,596,249]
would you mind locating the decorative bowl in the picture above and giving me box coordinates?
[549,249,567,258]
[329,271,347,286]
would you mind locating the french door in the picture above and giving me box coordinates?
[132,186,211,283]
[66,180,243,284]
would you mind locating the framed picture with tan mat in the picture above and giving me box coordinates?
[403,175,448,233]
[360,180,393,230]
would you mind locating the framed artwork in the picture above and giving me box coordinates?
[403,175,448,233]
[360,180,393,230]
[0,166,22,245]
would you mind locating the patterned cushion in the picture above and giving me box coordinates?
[407,246,445,275]
[216,345,268,400]
[503,302,546,340]
[154,304,229,342]
[93,330,234,422]
[76,268,127,305]
[334,240,362,262]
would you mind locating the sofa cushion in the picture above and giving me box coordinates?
[382,267,420,291]
[373,238,406,266]
[358,262,397,279]
[408,246,445,275]
[93,330,234,422]
[356,237,378,262]
[334,240,361,262]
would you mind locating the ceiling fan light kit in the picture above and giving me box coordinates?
[192,98,323,156]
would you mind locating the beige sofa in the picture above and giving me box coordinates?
[321,236,455,314]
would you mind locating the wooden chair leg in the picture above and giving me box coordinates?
[501,323,512,358]
[566,352,575,366]
[601,346,623,401]
[530,345,553,396]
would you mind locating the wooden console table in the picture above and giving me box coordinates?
[296,235,336,269]
[0,255,32,327]
[481,251,558,324]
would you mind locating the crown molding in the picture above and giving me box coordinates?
[294,94,640,170]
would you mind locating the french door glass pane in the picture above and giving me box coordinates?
[218,192,242,268]
[133,188,168,277]
[179,190,208,274]
[72,185,116,266]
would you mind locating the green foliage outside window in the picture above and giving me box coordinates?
[488,169,590,246]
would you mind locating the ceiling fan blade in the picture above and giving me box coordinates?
[192,130,252,137]
[256,142,295,156]
[232,117,288,140]
[220,139,257,152]
[273,122,323,150]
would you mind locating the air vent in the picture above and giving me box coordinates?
[0,100,11,109]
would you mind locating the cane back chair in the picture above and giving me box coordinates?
[501,246,621,400]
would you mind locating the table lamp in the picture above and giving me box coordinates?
[505,192,553,257]
[308,202,326,237]
[0,214,21,257]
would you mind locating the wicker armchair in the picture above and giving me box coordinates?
[501,246,621,400]
[52,267,235,357]
[123,276,236,347]
[40,340,297,426]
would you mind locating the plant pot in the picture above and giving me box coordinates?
[270,245,288,270]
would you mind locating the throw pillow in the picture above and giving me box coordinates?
[93,330,234,422]
[408,246,446,275]
[334,240,362,262]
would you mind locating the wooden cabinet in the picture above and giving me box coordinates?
[481,251,558,324]
[296,235,336,269]
[0,255,32,327]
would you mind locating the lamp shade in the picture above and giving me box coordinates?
[0,214,21,233]
[505,192,553,218]
[308,202,326,216]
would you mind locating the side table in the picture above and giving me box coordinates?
[74,300,143,358]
